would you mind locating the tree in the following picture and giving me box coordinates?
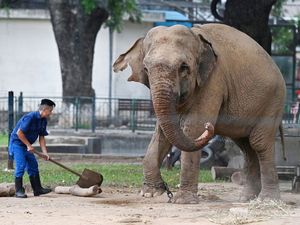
[48,0,141,100]
[210,0,277,54]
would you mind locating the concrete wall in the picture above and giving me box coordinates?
[0,9,153,99]
[275,136,300,166]
[0,17,61,96]
[1,132,300,165]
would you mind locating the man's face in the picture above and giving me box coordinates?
[41,106,54,118]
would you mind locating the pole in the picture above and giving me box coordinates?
[7,91,14,170]
[18,92,23,121]
[108,26,113,125]
[75,97,79,131]
[92,96,96,132]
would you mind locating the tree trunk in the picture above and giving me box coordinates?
[0,183,15,197]
[211,0,276,54]
[48,0,109,100]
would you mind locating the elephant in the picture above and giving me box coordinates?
[113,23,286,204]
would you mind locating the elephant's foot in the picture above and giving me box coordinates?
[258,187,280,201]
[239,184,260,202]
[140,182,166,198]
[172,190,199,204]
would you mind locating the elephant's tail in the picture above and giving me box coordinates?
[279,123,287,161]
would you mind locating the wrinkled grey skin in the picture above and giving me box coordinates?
[113,24,286,204]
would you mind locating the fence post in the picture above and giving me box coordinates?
[74,97,79,131]
[7,91,14,170]
[92,96,96,132]
[17,92,23,121]
[130,99,136,132]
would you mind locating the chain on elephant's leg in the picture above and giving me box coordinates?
[141,124,172,198]
[141,181,167,198]
[141,162,168,198]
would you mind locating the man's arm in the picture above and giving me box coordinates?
[17,128,34,152]
[39,136,49,160]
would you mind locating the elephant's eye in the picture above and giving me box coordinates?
[144,67,149,75]
[179,63,190,77]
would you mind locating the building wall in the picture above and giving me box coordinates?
[0,10,154,99]
[112,21,152,99]
[0,17,61,96]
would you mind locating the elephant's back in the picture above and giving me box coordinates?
[193,23,269,63]
[193,23,285,96]
[194,23,286,127]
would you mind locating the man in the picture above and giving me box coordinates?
[9,99,55,198]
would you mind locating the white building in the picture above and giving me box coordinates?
[0,9,174,99]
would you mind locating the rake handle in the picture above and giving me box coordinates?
[33,150,82,177]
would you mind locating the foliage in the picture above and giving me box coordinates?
[271,0,288,18]
[81,0,142,32]
[0,133,8,146]
[271,25,294,54]
[0,162,214,188]
[81,0,98,14]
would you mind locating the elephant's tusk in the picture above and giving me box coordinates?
[194,122,215,149]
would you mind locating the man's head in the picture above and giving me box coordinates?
[39,99,55,118]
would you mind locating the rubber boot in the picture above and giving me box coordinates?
[15,177,27,198]
[29,174,51,196]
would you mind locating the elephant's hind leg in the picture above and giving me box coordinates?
[249,127,280,200]
[234,138,261,202]
[141,123,172,198]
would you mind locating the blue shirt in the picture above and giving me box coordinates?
[9,111,48,148]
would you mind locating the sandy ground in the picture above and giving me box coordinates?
[1,182,300,225]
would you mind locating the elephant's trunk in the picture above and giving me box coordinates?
[151,78,214,152]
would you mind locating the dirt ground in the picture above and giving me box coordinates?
[1,181,300,225]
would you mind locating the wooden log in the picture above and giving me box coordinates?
[70,185,100,197]
[54,186,71,194]
[54,185,101,197]
[231,171,244,185]
[0,183,15,197]
[211,166,241,181]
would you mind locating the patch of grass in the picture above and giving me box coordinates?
[0,133,8,146]
[0,162,214,188]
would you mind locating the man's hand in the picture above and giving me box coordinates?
[27,145,35,153]
[41,147,50,161]
[42,153,50,161]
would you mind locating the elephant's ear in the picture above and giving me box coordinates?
[113,38,149,88]
[196,33,217,87]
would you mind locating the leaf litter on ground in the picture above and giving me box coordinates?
[209,198,294,225]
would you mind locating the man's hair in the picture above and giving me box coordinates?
[40,99,56,107]
[39,99,55,111]
[39,104,53,111]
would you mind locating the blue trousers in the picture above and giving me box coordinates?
[10,143,39,178]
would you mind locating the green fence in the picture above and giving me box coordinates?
[0,93,156,133]
[1,92,300,135]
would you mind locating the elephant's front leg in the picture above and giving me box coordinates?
[141,123,172,198]
[172,150,201,204]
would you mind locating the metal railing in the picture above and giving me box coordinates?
[0,93,157,134]
[1,92,300,134]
